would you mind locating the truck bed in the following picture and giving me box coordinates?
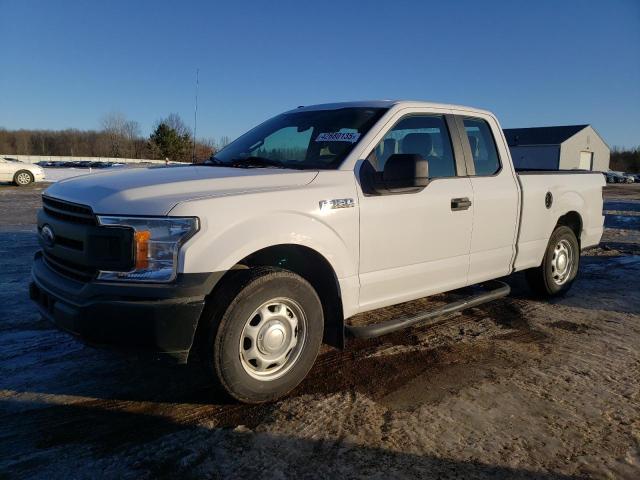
[513,170,605,272]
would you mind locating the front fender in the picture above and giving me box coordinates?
[179,210,358,279]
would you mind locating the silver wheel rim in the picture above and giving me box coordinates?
[239,297,306,381]
[550,239,574,285]
[16,172,31,185]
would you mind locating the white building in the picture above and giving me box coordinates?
[503,125,610,172]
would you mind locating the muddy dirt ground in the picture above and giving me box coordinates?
[0,183,639,479]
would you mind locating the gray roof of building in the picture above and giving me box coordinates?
[503,125,589,146]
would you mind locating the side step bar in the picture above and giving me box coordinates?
[345,281,511,340]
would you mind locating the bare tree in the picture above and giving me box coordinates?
[122,120,142,158]
[0,112,221,162]
[101,112,129,157]
[218,136,231,149]
[160,113,190,138]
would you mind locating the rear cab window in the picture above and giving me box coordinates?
[463,118,501,176]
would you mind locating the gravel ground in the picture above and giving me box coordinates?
[0,183,639,479]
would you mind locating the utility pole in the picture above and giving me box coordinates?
[192,68,199,163]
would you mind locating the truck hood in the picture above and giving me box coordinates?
[44,165,318,216]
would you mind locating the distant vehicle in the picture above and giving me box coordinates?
[619,172,635,183]
[0,157,45,185]
[607,171,634,183]
[31,100,606,403]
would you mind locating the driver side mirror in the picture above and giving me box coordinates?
[375,153,429,193]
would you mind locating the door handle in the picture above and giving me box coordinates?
[451,197,472,211]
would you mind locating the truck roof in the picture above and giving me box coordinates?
[288,100,492,116]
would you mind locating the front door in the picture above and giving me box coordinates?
[357,113,473,311]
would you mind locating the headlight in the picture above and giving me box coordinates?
[96,216,199,283]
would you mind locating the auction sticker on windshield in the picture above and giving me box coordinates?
[315,132,361,143]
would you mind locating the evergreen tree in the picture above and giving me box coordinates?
[149,123,191,161]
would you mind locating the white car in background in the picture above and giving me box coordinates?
[0,157,45,185]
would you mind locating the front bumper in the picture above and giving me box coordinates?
[30,251,223,363]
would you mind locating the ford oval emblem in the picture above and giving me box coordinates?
[41,224,55,247]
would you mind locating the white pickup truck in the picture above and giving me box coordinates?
[30,101,605,403]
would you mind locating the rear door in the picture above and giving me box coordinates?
[356,110,474,311]
[456,115,520,284]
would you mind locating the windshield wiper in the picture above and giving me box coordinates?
[203,156,226,166]
[227,156,288,169]
[203,156,297,169]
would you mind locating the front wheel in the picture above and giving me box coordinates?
[14,170,34,186]
[525,226,580,297]
[202,267,323,403]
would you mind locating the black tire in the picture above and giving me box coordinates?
[525,226,579,297]
[13,170,34,186]
[202,267,323,404]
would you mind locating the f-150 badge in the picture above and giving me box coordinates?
[319,198,355,210]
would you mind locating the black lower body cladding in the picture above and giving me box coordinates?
[30,250,224,363]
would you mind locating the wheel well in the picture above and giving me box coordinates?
[556,211,582,244]
[216,245,344,349]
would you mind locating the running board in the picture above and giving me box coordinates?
[345,281,511,340]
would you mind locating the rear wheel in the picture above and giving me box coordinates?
[14,170,34,186]
[526,226,579,297]
[202,267,323,403]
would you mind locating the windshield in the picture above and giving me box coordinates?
[209,107,387,170]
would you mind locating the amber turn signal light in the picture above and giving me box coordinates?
[134,230,151,269]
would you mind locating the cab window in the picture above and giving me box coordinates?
[463,118,501,176]
[367,115,456,178]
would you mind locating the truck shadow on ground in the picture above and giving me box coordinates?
[0,398,584,479]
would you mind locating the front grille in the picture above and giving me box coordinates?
[54,235,83,250]
[43,251,98,282]
[42,196,96,225]
[39,196,132,280]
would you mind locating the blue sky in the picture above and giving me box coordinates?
[1,0,639,147]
